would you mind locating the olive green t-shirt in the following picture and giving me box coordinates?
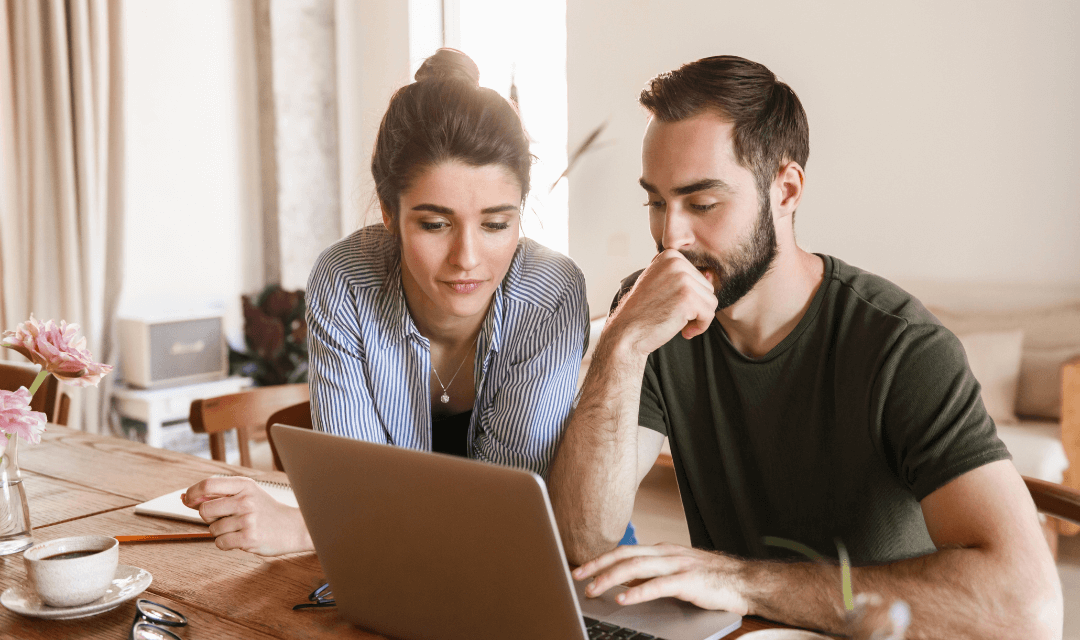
[618,255,1010,564]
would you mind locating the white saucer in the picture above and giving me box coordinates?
[1,564,153,620]
[739,630,832,640]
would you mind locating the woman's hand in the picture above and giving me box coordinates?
[181,476,313,556]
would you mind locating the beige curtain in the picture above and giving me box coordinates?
[0,0,124,435]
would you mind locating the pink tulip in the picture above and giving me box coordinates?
[1,315,112,387]
[0,387,47,445]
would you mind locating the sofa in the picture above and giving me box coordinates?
[579,280,1080,552]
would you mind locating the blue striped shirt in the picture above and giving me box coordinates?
[306,225,589,478]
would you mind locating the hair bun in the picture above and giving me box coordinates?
[414,48,480,86]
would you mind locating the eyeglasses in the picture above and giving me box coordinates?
[130,598,188,640]
[293,582,335,610]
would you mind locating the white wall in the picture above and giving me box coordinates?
[568,0,1080,315]
[118,0,260,344]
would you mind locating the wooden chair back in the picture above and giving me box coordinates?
[189,383,309,468]
[1024,476,1080,526]
[0,361,70,426]
[265,401,312,472]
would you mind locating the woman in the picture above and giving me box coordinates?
[182,49,589,556]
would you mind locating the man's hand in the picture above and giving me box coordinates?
[182,476,313,556]
[608,249,718,357]
[572,543,751,614]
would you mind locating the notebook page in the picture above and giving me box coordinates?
[134,479,298,525]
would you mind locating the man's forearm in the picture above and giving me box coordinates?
[738,547,1060,640]
[549,331,648,564]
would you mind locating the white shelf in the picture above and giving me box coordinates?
[111,376,254,448]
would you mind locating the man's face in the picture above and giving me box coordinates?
[641,112,777,310]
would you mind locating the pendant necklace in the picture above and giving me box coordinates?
[431,336,478,404]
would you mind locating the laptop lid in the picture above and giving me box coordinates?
[271,424,740,640]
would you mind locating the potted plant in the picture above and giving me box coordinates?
[230,285,308,386]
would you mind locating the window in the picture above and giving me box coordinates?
[410,0,569,255]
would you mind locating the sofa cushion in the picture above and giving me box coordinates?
[929,302,1080,420]
[956,329,1024,425]
[1017,345,1079,419]
[996,421,1068,483]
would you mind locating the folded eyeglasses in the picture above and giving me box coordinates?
[293,581,335,610]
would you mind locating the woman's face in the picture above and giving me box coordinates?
[388,161,522,328]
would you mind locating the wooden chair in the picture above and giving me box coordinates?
[188,384,309,468]
[1025,476,1080,558]
[0,361,70,426]
[265,401,312,472]
[1025,477,1080,525]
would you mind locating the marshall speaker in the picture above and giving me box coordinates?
[118,316,228,389]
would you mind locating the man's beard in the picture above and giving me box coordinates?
[659,195,778,310]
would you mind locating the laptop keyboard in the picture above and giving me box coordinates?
[583,616,666,640]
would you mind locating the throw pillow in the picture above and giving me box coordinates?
[1016,345,1079,419]
[957,329,1025,425]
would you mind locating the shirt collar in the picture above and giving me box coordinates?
[374,253,418,347]
[480,282,504,356]
[482,239,529,356]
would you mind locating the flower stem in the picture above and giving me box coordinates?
[762,536,824,560]
[27,369,50,397]
[765,536,854,612]
[836,539,854,612]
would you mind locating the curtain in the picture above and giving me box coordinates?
[0,0,124,435]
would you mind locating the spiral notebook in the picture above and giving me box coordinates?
[134,478,297,525]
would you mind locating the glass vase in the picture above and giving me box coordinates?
[0,435,34,555]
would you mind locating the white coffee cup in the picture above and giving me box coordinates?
[23,535,119,607]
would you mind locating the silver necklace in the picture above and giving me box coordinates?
[431,336,478,404]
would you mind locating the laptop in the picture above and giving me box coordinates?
[271,424,742,640]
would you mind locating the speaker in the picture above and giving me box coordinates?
[118,316,228,389]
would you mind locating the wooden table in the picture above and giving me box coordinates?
[0,426,788,639]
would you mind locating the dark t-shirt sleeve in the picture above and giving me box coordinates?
[872,322,1011,501]
[608,270,668,436]
[609,269,643,314]
[639,355,668,436]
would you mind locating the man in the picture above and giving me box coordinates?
[548,55,1062,639]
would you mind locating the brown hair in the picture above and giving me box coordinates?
[639,55,809,199]
[371,49,532,221]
